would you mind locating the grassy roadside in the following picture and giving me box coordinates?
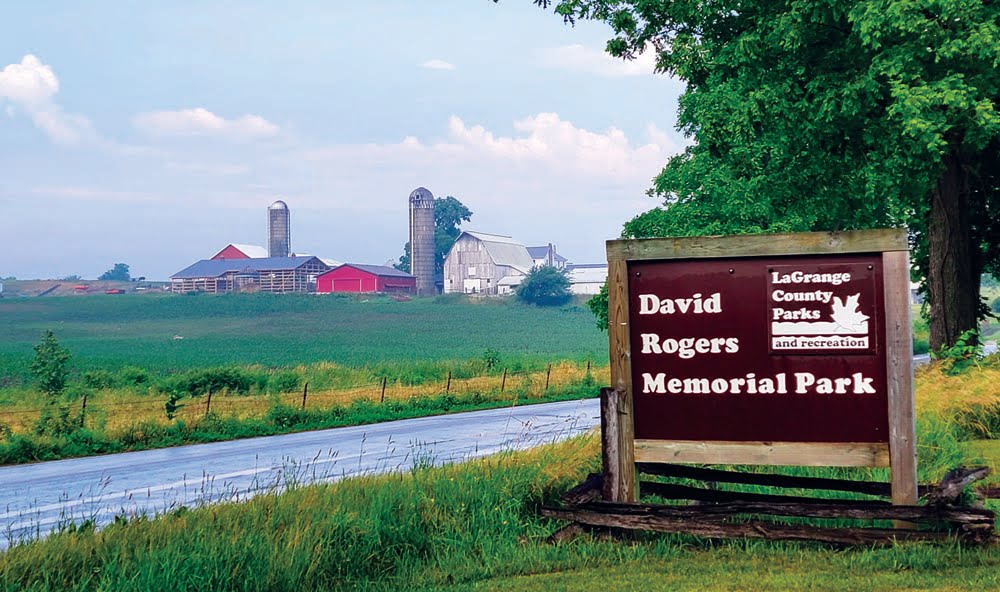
[1,428,997,591]
[0,375,601,466]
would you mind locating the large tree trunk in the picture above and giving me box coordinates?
[927,150,980,351]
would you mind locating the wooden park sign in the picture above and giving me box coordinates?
[602,229,917,507]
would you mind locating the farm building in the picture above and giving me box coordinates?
[316,264,416,294]
[211,244,268,260]
[170,256,330,294]
[566,263,608,295]
[443,231,534,296]
[527,244,567,269]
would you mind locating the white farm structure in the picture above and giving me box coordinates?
[443,231,534,296]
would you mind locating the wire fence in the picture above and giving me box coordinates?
[0,361,608,435]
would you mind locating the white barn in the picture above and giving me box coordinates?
[443,231,534,295]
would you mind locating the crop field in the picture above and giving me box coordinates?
[0,293,609,462]
[0,292,607,387]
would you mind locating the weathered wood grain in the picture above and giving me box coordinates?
[634,440,890,467]
[636,463,931,497]
[606,229,908,262]
[605,256,636,503]
[883,249,918,507]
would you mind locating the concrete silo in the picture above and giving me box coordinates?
[268,200,291,258]
[408,187,436,296]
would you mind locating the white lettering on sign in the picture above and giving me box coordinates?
[638,293,722,315]
[771,271,852,286]
[641,372,876,395]
[640,333,740,359]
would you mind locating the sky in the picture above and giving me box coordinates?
[0,1,686,280]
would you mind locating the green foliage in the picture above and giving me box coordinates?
[117,366,149,387]
[0,421,11,440]
[931,328,982,375]
[159,367,257,398]
[396,196,473,274]
[98,263,131,282]
[32,405,79,438]
[29,331,70,398]
[587,282,608,332]
[481,348,501,372]
[992,296,1000,314]
[516,266,571,306]
[534,0,1000,349]
[82,369,116,390]
[268,370,301,394]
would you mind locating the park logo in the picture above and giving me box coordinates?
[768,265,876,353]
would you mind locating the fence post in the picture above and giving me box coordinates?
[501,368,507,392]
[545,364,552,390]
[380,377,387,403]
[301,382,309,410]
[80,392,88,428]
[205,390,213,417]
[587,360,591,373]
[446,371,452,394]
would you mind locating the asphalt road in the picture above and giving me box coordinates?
[0,398,599,550]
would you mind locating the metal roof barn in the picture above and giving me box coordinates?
[316,264,416,294]
[170,256,329,294]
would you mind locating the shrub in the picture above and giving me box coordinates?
[482,348,501,372]
[30,330,71,398]
[160,367,255,397]
[33,404,80,437]
[266,401,311,428]
[515,266,572,306]
[82,370,117,390]
[0,421,11,440]
[118,366,150,387]
[269,371,302,394]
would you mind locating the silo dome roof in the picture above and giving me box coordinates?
[269,200,289,210]
[409,187,433,202]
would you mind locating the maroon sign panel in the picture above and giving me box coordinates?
[629,254,888,443]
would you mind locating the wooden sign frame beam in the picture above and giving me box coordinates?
[604,229,917,506]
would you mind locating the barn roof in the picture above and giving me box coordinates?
[323,264,414,278]
[526,246,568,263]
[212,243,268,259]
[460,231,535,274]
[171,256,327,279]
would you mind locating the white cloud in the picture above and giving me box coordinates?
[421,59,455,71]
[0,54,93,145]
[133,108,280,140]
[0,54,59,104]
[537,43,658,78]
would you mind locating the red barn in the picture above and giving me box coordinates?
[316,264,416,294]
[211,244,268,260]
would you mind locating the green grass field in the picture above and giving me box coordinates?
[0,293,607,387]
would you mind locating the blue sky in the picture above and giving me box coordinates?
[1,1,685,280]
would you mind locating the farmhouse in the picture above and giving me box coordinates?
[211,243,268,260]
[316,264,416,294]
[443,231,534,295]
[170,256,330,294]
[527,244,567,269]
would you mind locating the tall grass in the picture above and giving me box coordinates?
[1,409,997,591]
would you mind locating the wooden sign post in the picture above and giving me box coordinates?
[604,229,916,508]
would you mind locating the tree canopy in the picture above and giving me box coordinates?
[99,263,131,282]
[397,196,474,275]
[526,0,999,349]
[516,265,573,306]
